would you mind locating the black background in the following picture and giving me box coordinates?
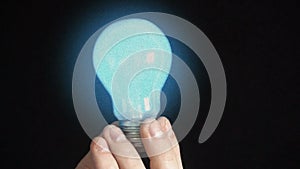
[3,0,299,168]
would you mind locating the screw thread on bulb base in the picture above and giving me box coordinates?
[119,120,145,153]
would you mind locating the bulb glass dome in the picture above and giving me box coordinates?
[93,18,172,121]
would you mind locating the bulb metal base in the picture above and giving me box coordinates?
[119,120,145,153]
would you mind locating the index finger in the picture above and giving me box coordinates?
[140,117,183,169]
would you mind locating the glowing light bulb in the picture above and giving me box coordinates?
[93,18,172,152]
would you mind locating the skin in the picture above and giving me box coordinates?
[76,117,183,169]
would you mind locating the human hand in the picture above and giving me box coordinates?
[76,117,183,169]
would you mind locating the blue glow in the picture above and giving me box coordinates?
[93,18,172,120]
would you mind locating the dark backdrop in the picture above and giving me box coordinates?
[3,0,299,168]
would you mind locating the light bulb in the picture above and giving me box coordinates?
[93,18,172,152]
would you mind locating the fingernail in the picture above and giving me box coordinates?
[109,125,127,142]
[149,120,163,137]
[159,117,171,132]
[95,137,110,152]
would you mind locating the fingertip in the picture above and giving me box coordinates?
[90,136,110,153]
[149,120,164,138]
[141,117,172,139]
[100,125,145,168]
[140,118,154,138]
[140,117,182,169]
[102,125,141,159]
[102,125,122,141]
[89,136,119,169]
[102,124,114,136]
[157,116,172,132]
